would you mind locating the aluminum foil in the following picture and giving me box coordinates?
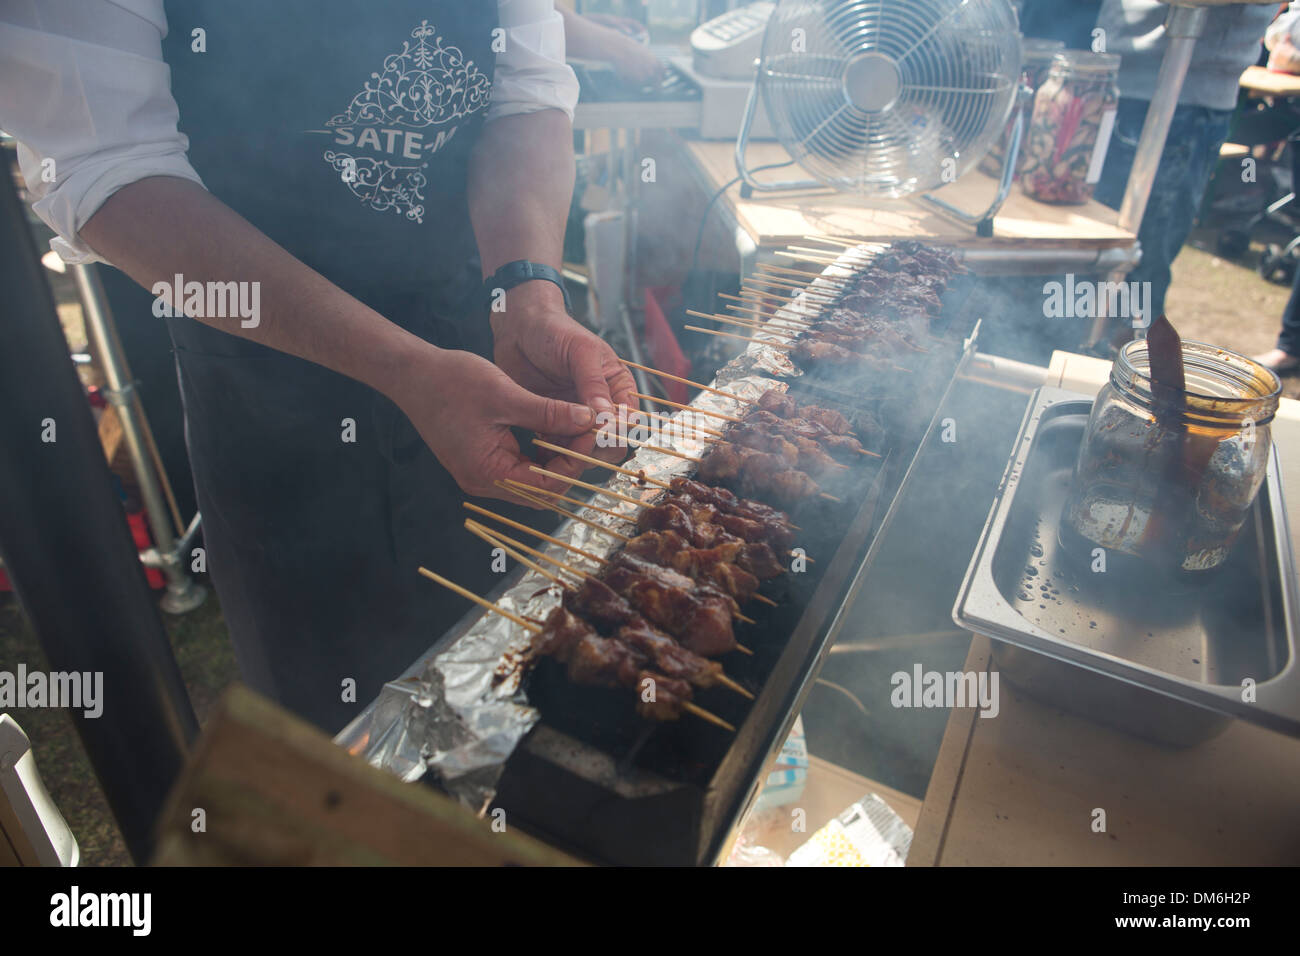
[354,244,883,809]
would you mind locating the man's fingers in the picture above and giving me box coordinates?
[605,362,639,411]
[569,341,617,418]
[501,380,595,437]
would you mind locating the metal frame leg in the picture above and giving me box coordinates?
[72,264,206,614]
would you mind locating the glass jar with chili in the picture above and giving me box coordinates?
[1020,51,1120,204]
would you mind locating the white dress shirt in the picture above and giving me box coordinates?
[0,0,578,263]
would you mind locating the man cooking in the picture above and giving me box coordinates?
[0,0,637,731]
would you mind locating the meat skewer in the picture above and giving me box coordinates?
[502,481,780,607]
[532,604,733,728]
[460,517,754,658]
[525,464,811,565]
[682,324,910,377]
[463,501,758,645]
[466,521,753,700]
[535,433,842,505]
[413,566,737,733]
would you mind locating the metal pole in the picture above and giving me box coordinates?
[1089,3,1208,346]
[1116,5,1209,235]
[72,263,205,614]
[0,169,199,863]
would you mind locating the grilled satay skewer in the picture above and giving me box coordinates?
[683,324,911,378]
[414,566,734,730]
[532,604,735,729]
[525,464,811,565]
[463,501,758,645]
[465,521,753,701]
[500,481,780,608]
[535,434,842,505]
[619,363,876,458]
[465,518,755,659]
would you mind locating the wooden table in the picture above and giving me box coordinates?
[681,138,1137,256]
[910,351,1300,866]
[1241,64,1300,99]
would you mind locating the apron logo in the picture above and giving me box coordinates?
[316,19,492,223]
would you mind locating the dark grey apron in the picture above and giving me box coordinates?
[159,2,537,732]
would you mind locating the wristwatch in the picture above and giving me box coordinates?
[483,260,573,316]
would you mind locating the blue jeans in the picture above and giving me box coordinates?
[1275,133,1300,356]
[1093,98,1235,322]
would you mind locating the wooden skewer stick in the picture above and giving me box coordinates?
[620,359,758,408]
[632,407,727,440]
[749,267,836,286]
[687,311,799,340]
[741,285,831,308]
[801,233,878,250]
[745,274,834,296]
[463,501,607,564]
[758,261,842,283]
[498,481,633,542]
[724,303,814,326]
[528,466,649,510]
[684,324,798,351]
[498,478,630,524]
[684,703,736,731]
[746,272,835,293]
[632,392,746,424]
[417,567,541,632]
[774,249,846,266]
[719,292,819,318]
[464,520,571,588]
[788,243,874,262]
[711,307,810,332]
[734,285,821,308]
[468,518,600,580]
[531,438,672,490]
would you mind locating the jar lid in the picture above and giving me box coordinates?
[1050,50,1121,75]
[1022,37,1065,64]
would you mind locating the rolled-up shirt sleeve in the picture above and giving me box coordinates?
[489,0,579,123]
[0,0,203,263]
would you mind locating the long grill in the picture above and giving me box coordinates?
[489,242,979,865]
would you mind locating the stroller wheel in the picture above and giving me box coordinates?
[1216,229,1251,259]
[1258,245,1296,285]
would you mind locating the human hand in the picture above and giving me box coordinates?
[390,343,604,502]
[582,13,661,86]
[490,279,638,457]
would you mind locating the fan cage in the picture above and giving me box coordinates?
[758,0,1022,197]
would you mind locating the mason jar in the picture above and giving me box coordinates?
[1060,340,1281,573]
[978,37,1065,179]
[1020,51,1120,204]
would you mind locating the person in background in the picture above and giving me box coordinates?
[1254,3,1300,373]
[560,6,663,87]
[1088,0,1275,341]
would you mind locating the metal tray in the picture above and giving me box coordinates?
[953,387,1300,741]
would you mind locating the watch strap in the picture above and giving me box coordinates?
[484,260,573,316]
